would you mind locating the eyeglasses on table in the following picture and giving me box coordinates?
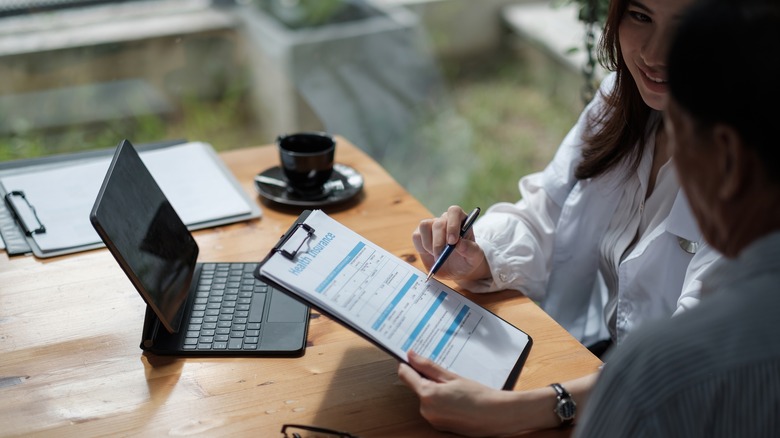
[281,423,360,438]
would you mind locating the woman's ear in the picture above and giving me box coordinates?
[713,124,750,201]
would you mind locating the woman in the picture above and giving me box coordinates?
[399,0,719,435]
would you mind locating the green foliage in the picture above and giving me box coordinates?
[556,0,610,25]
[255,0,368,29]
[0,85,254,162]
[433,51,579,213]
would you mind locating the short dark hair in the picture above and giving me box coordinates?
[668,0,780,181]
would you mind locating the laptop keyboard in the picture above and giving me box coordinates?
[183,263,268,351]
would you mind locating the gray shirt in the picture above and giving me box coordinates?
[576,231,780,437]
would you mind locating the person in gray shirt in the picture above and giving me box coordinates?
[576,0,780,436]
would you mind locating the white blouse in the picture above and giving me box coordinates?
[601,136,678,341]
[457,73,721,346]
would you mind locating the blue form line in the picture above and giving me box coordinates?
[430,304,470,361]
[401,291,447,351]
[371,274,418,330]
[315,242,365,293]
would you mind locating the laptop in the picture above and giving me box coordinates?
[90,139,309,356]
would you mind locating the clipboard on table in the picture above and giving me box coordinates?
[255,209,533,390]
[0,139,262,258]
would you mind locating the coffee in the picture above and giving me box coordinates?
[277,132,336,197]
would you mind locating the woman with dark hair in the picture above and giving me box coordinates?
[399,0,720,435]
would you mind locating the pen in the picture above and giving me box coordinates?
[425,207,481,282]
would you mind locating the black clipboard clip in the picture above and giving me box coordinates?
[4,190,46,236]
[273,222,315,260]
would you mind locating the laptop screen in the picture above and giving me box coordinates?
[90,140,198,333]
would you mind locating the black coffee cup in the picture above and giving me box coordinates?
[277,132,336,197]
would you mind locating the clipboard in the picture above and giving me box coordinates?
[0,139,262,258]
[255,210,532,390]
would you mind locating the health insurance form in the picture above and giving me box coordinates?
[258,210,531,390]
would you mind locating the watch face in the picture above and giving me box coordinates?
[556,398,577,420]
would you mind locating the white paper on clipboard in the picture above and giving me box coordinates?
[0,141,261,257]
[258,210,532,390]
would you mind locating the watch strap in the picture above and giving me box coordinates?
[550,382,576,427]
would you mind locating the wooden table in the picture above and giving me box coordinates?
[0,138,601,437]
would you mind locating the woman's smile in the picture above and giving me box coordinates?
[638,64,668,94]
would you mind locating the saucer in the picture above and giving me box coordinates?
[255,163,364,207]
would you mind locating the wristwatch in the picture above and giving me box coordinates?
[550,382,576,427]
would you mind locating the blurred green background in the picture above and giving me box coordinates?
[0,0,586,215]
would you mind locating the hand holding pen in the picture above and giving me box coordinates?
[425,207,481,281]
